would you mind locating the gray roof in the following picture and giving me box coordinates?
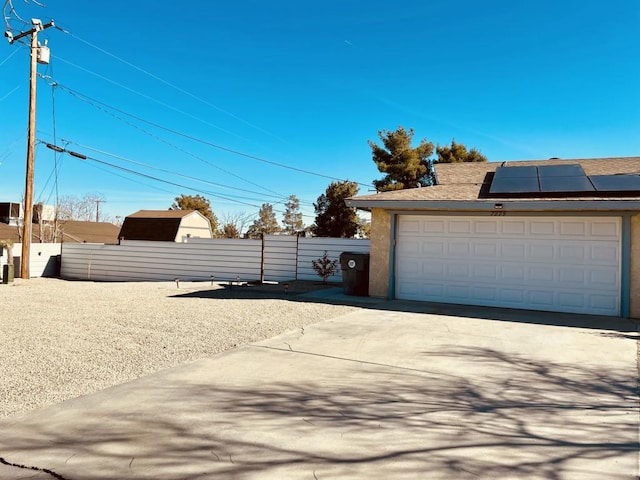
[347,157,640,212]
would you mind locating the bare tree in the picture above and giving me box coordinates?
[218,210,253,237]
[57,193,106,221]
[33,202,60,243]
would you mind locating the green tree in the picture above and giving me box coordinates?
[357,216,371,239]
[312,181,359,238]
[282,194,304,234]
[369,126,435,192]
[170,194,218,232]
[370,127,487,191]
[436,139,487,163]
[246,203,282,238]
[219,223,240,238]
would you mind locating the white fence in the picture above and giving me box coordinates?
[0,243,62,279]
[60,235,370,283]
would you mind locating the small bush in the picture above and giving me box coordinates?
[311,251,338,284]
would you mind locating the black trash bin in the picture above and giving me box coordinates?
[340,252,370,296]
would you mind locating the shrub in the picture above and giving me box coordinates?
[311,251,338,284]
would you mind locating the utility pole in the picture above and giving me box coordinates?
[95,199,105,222]
[5,18,54,278]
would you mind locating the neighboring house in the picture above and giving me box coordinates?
[0,220,120,244]
[57,220,120,244]
[0,202,22,225]
[118,210,213,242]
[347,157,640,318]
[0,223,21,243]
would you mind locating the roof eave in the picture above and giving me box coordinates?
[345,199,640,212]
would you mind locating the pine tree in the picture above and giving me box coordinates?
[370,127,487,191]
[282,195,304,234]
[369,126,434,191]
[170,194,218,232]
[312,181,359,238]
[436,139,487,163]
[246,203,282,238]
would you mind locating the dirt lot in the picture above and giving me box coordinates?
[0,278,355,417]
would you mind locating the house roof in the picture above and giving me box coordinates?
[126,210,196,219]
[0,221,120,244]
[347,157,640,212]
[0,223,21,243]
[58,220,120,244]
[118,210,202,241]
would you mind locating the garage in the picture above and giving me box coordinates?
[346,157,640,318]
[395,215,621,316]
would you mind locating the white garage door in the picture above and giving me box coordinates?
[395,215,621,316]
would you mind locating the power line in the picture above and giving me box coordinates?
[52,54,251,141]
[50,77,59,208]
[49,83,286,199]
[43,142,318,220]
[51,82,374,188]
[57,26,286,143]
[42,142,277,210]
[60,139,305,205]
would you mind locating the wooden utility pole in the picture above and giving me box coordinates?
[20,27,38,279]
[95,199,105,222]
[6,19,55,278]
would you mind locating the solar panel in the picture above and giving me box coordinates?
[489,166,540,194]
[538,164,586,177]
[590,175,640,192]
[493,166,538,178]
[539,175,595,192]
[489,164,640,197]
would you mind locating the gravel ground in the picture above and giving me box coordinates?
[0,278,356,418]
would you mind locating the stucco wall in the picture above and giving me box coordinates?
[369,208,391,298]
[630,213,640,319]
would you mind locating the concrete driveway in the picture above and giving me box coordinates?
[0,298,637,480]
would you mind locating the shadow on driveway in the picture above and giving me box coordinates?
[1,344,637,479]
[172,282,640,335]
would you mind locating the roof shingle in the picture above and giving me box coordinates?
[351,157,640,203]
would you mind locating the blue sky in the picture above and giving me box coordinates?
[1,0,639,225]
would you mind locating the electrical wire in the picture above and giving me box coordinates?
[44,143,318,219]
[43,143,277,210]
[52,82,374,188]
[61,139,305,205]
[52,55,255,142]
[57,26,286,143]
[50,76,59,207]
[52,84,288,199]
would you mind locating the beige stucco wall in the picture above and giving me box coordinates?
[630,213,640,319]
[177,212,213,240]
[369,208,392,298]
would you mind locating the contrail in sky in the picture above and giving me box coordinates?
[0,85,19,103]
